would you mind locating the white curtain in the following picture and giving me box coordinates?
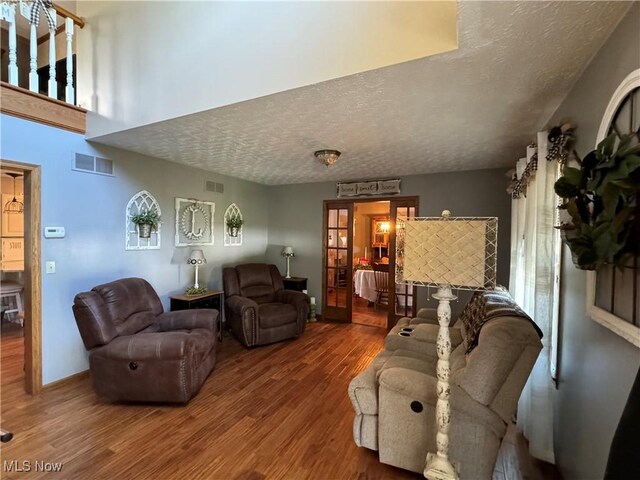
[509,131,559,463]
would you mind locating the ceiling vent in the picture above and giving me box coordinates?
[205,180,224,194]
[73,153,114,176]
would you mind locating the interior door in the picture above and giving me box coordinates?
[322,202,353,322]
[389,199,418,328]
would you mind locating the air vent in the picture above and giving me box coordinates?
[74,153,94,171]
[95,157,114,175]
[205,180,224,194]
[73,153,115,177]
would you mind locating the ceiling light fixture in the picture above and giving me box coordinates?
[314,149,341,167]
[3,173,24,214]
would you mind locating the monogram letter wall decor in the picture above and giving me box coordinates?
[175,198,215,247]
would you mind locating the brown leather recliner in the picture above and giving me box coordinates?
[72,277,218,403]
[223,263,309,347]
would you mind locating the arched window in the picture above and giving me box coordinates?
[588,69,640,347]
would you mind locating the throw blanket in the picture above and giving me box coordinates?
[458,289,543,354]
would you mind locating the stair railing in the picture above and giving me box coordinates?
[0,0,84,104]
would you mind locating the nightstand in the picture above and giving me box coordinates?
[170,290,224,340]
[283,277,307,292]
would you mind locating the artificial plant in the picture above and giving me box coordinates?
[554,129,640,270]
[130,209,162,230]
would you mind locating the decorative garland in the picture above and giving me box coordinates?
[507,122,575,199]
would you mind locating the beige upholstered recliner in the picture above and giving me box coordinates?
[348,293,542,479]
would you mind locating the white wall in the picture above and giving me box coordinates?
[76,0,457,138]
[1,113,269,384]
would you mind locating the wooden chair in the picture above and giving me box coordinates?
[372,263,390,308]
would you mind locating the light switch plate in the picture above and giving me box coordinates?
[45,261,56,274]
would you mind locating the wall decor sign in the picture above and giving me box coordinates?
[175,197,215,247]
[337,179,401,198]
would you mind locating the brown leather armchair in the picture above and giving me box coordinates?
[72,277,218,403]
[223,263,309,347]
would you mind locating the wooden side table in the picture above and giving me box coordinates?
[170,290,224,340]
[283,277,307,292]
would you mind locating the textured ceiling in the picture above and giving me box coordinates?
[90,1,630,185]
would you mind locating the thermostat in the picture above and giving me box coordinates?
[44,227,65,238]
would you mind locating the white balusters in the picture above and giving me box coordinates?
[65,16,74,104]
[1,2,19,85]
[4,0,81,104]
[29,19,38,92]
[47,6,57,99]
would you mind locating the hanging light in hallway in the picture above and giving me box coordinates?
[3,173,24,214]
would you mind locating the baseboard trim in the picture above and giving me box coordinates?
[42,370,90,391]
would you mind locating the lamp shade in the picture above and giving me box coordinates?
[396,214,497,290]
[187,249,206,265]
[282,246,295,256]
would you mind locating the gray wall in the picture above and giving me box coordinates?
[547,4,640,479]
[1,114,269,384]
[265,168,512,315]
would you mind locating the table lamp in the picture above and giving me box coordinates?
[282,246,295,278]
[396,210,497,480]
[187,249,207,289]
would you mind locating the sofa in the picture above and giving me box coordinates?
[223,263,310,347]
[73,277,218,403]
[348,289,542,479]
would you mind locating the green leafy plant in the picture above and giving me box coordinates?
[554,130,640,270]
[130,209,162,230]
[185,286,207,296]
[226,215,244,229]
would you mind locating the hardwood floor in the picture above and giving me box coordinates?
[1,321,24,388]
[0,322,556,479]
[351,296,387,328]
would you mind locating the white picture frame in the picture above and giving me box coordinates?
[174,197,215,247]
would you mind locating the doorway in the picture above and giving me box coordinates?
[0,161,42,395]
[352,201,391,327]
[322,196,418,329]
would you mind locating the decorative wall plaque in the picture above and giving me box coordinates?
[175,197,215,247]
[223,203,243,247]
[337,179,401,198]
[126,190,161,250]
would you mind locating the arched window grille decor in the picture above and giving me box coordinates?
[224,203,243,247]
[125,190,161,250]
[587,69,640,347]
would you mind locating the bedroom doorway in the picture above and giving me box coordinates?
[322,196,418,328]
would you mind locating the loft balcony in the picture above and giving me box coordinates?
[1,0,86,133]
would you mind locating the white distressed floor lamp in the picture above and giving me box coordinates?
[395,210,497,480]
